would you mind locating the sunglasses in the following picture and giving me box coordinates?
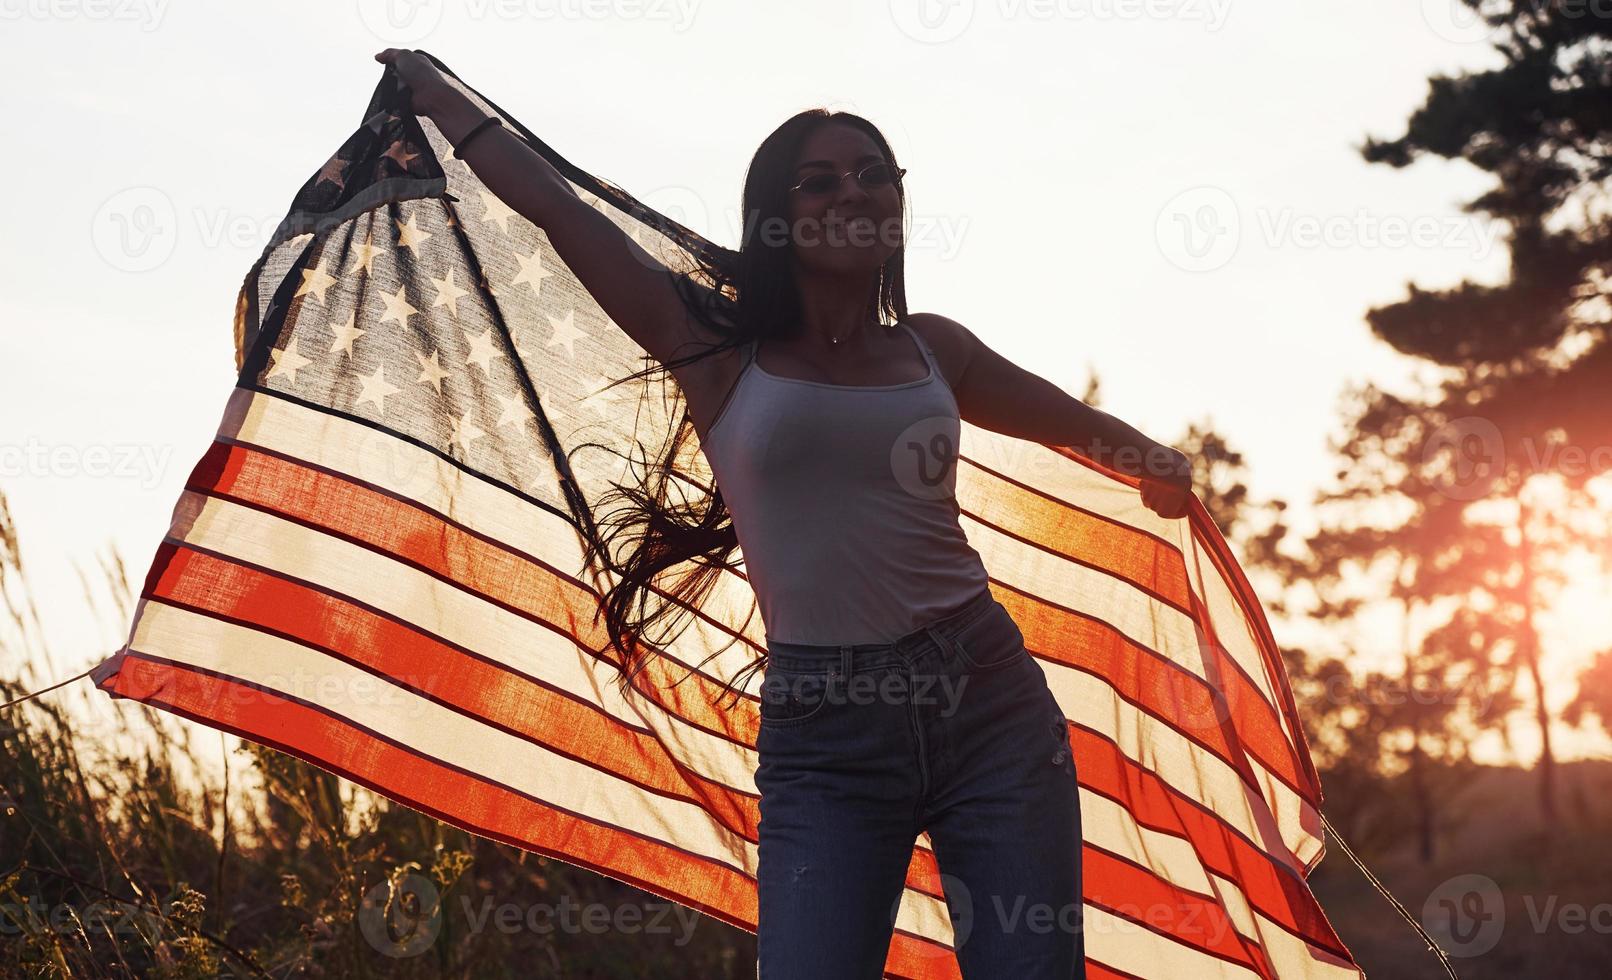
[788,162,907,197]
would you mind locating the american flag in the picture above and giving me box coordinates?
[93,60,1362,979]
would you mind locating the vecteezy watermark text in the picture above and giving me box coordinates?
[358,874,701,957]
[0,438,174,490]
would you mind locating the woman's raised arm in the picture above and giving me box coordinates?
[374,49,720,370]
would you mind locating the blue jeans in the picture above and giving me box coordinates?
[754,586,1085,978]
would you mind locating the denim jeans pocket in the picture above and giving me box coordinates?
[758,665,835,728]
[951,603,1029,673]
[1045,686,1076,778]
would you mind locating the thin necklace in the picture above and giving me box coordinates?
[829,319,889,345]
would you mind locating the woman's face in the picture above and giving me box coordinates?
[785,123,904,276]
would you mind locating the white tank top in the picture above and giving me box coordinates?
[699,321,991,645]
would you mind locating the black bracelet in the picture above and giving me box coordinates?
[451,116,504,159]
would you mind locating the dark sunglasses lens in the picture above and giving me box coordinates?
[799,174,839,194]
[861,164,895,186]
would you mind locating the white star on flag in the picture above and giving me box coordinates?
[429,270,471,318]
[448,409,486,453]
[354,364,400,415]
[266,342,312,384]
[494,392,530,431]
[326,312,365,358]
[347,234,382,276]
[295,258,338,304]
[477,189,518,234]
[509,246,554,297]
[573,369,618,421]
[414,348,450,395]
[377,285,420,327]
[394,213,432,254]
[462,326,506,376]
[542,308,588,358]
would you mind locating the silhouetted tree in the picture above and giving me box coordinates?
[1298,382,1512,860]
[1564,648,1612,739]
[1359,2,1611,476]
[1360,2,1612,821]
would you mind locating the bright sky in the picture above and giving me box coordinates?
[3,1,1608,762]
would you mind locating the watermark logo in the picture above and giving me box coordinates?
[357,875,703,954]
[1156,186,1240,272]
[0,0,170,30]
[890,0,1230,41]
[1419,417,1612,500]
[889,0,976,43]
[897,872,976,957]
[898,872,1091,957]
[737,207,970,262]
[0,438,175,490]
[92,187,178,273]
[891,415,962,501]
[357,0,701,43]
[459,892,701,943]
[358,872,441,958]
[1419,0,1502,44]
[1156,188,1505,272]
[1421,416,1505,501]
[357,0,445,44]
[1422,873,1504,957]
[760,668,970,719]
[624,184,712,269]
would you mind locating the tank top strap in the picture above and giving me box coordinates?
[704,337,757,440]
[897,320,941,375]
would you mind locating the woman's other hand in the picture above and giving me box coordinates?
[373,48,452,117]
[1140,448,1193,520]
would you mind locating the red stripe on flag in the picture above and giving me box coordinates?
[1054,446,1322,800]
[1084,962,1149,980]
[188,438,758,738]
[1070,726,1349,958]
[999,584,1303,797]
[1084,846,1272,974]
[960,455,1195,612]
[96,653,762,934]
[143,542,762,830]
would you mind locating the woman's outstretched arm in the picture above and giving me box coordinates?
[374,49,719,370]
[911,312,1193,519]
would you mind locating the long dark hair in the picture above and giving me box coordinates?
[575,108,910,709]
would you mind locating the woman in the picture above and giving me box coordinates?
[377,48,1192,979]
